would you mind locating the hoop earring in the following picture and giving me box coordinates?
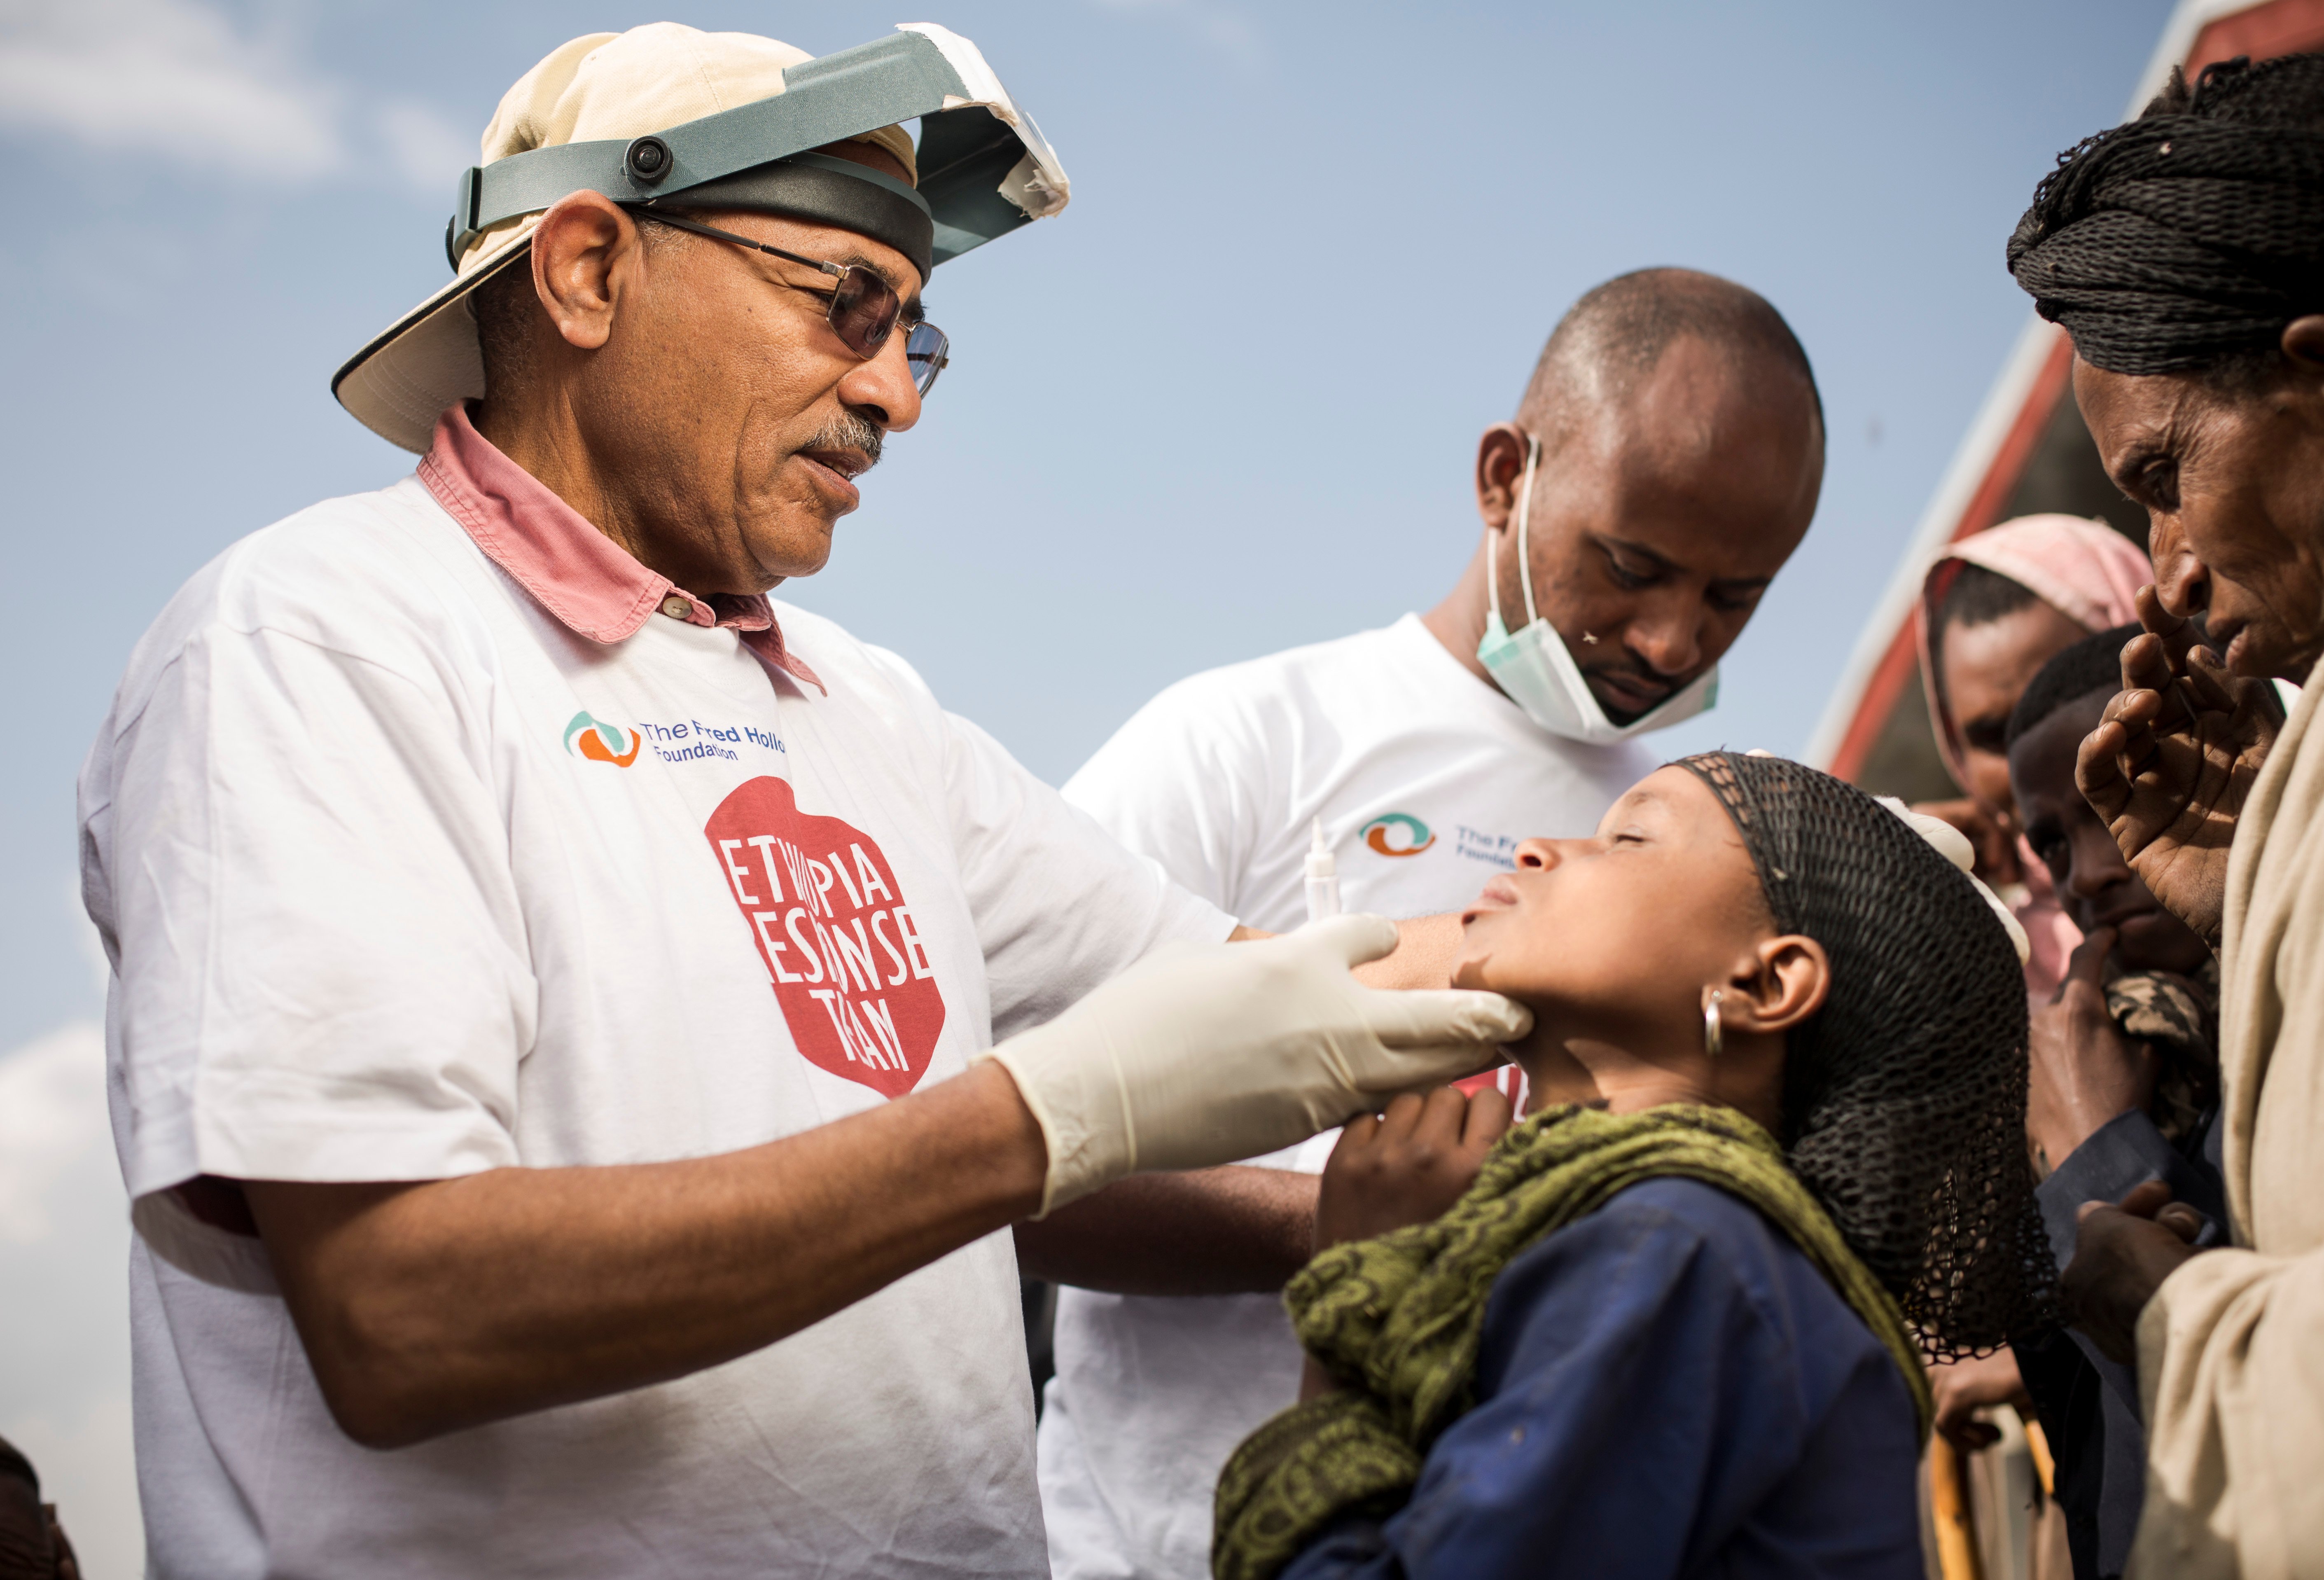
[1702,989,1724,1059]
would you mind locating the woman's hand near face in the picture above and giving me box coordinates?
[2076,588,2275,948]
[1314,1085,1514,1252]
[2027,928,2157,1173]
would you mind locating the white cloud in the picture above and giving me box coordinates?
[376,97,472,198]
[0,1021,107,1245]
[0,0,345,179]
[0,0,469,193]
[1087,0,1266,77]
[0,1018,141,1578]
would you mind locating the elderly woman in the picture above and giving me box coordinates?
[2008,50,2324,1578]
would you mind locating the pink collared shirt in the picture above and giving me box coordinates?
[417,403,822,693]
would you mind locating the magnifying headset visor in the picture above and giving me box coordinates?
[333,22,1069,453]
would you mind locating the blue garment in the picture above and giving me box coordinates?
[2035,1106,2227,1274]
[2018,1105,2225,1580]
[1278,1177,1921,1580]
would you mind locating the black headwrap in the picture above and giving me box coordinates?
[1676,752,2057,1358]
[2008,53,2324,375]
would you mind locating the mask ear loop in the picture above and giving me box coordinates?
[1487,434,1543,631]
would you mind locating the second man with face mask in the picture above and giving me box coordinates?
[1021,266,1829,1580]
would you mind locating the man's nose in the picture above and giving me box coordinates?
[834,330,923,434]
[2149,514,2209,620]
[1624,590,1706,679]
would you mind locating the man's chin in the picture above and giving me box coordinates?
[1588,684,1668,727]
[734,506,837,585]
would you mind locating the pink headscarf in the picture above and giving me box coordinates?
[1911,514,2153,1000]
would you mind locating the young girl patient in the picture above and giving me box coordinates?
[1212,752,2056,1580]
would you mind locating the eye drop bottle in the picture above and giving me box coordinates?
[1304,818,1340,924]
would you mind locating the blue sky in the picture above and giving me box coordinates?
[0,1,2170,1568]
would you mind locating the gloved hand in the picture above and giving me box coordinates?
[978,914,1533,1215]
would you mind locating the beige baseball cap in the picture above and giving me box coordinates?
[333,22,1058,453]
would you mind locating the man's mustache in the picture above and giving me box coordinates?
[798,411,884,473]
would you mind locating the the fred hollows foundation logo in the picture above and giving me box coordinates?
[565,711,642,767]
[1361,812,1436,857]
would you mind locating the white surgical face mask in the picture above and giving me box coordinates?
[1474,435,1720,745]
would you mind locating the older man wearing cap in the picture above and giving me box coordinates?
[77,24,1525,1578]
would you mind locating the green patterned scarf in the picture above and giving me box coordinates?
[1211,1103,1932,1580]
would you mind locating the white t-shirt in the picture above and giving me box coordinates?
[1039,613,1653,1580]
[79,426,1229,1579]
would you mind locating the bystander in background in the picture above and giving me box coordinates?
[1997,627,2238,1580]
[1912,515,2150,1000]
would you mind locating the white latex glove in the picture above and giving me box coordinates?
[978,913,1533,1215]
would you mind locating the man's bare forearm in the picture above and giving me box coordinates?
[1016,1166,1319,1295]
[240,1061,1044,1450]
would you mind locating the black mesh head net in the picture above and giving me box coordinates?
[1676,752,2058,1358]
[2007,53,2324,376]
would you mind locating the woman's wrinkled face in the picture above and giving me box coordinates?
[2010,692,2213,975]
[1452,766,1772,1042]
[2076,352,2324,682]
[1939,599,2089,815]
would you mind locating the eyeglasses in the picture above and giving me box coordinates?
[629,208,950,395]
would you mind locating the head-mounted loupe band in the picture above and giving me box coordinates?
[444,23,1067,280]
[652,150,935,279]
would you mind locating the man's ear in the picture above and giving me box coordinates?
[1726,935,1830,1035]
[1474,423,1528,534]
[529,191,647,353]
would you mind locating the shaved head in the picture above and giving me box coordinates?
[1425,265,1825,729]
[1518,267,1822,446]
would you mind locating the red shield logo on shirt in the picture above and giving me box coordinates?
[704,777,946,1099]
